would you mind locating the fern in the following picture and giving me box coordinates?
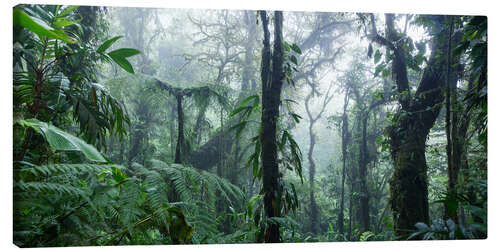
[14,149,245,246]
[129,160,246,242]
[15,181,86,197]
[148,160,244,204]
[17,163,112,177]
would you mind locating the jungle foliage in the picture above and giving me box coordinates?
[12,5,487,247]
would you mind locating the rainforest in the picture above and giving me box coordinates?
[12,4,487,247]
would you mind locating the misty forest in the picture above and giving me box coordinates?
[13,5,487,247]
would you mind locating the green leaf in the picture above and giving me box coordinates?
[240,94,259,107]
[252,154,259,178]
[230,106,251,117]
[382,68,390,78]
[17,119,108,163]
[97,36,123,53]
[108,48,141,58]
[248,194,262,216]
[251,140,261,178]
[108,54,135,73]
[52,20,77,28]
[374,63,385,77]
[13,8,75,43]
[107,48,141,74]
[58,5,79,17]
[283,41,291,52]
[374,49,382,64]
[289,55,298,65]
[291,43,302,54]
[228,121,248,138]
[283,99,298,105]
[291,113,302,123]
[360,231,375,241]
[279,130,289,150]
[375,91,385,100]
[112,167,128,183]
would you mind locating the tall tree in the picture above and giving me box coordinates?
[444,16,461,222]
[337,89,350,235]
[304,79,334,234]
[368,14,455,235]
[259,10,285,243]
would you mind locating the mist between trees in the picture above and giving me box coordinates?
[13,5,487,246]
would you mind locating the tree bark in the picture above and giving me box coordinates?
[260,10,284,243]
[174,93,184,164]
[348,181,354,240]
[338,90,350,235]
[127,125,145,165]
[303,81,333,234]
[370,14,449,236]
[307,120,319,234]
[444,17,466,223]
[359,112,370,232]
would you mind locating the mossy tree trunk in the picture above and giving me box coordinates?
[358,112,370,232]
[370,14,450,236]
[345,77,384,233]
[307,120,319,234]
[338,90,350,235]
[259,10,284,243]
[174,93,184,164]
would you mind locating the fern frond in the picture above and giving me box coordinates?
[14,181,86,197]
[18,163,114,177]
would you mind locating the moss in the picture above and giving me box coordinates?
[390,132,430,236]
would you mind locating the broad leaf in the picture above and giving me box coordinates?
[108,54,135,74]
[97,36,123,53]
[17,119,108,163]
[13,8,75,43]
[108,48,141,58]
[107,48,141,74]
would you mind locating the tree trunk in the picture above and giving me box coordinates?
[307,121,319,234]
[193,104,208,145]
[338,91,349,235]
[388,123,431,235]
[387,61,446,235]
[369,14,448,236]
[260,10,284,243]
[174,93,184,164]
[169,99,177,158]
[348,181,353,240]
[303,80,333,234]
[359,113,370,232]
[445,17,465,223]
[338,126,347,233]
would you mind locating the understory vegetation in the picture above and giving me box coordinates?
[12,5,487,247]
